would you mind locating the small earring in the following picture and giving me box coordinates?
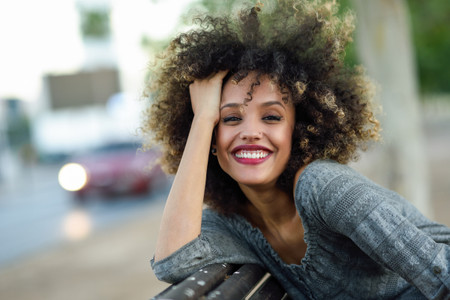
[211,148,217,154]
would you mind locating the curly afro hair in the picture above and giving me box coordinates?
[142,0,380,215]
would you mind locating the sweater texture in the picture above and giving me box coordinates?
[151,160,450,299]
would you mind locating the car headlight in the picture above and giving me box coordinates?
[58,163,88,192]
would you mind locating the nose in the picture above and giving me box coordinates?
[239,129,263,141]
[238,113,263,141]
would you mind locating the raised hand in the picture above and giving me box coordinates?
[189,70,228,125]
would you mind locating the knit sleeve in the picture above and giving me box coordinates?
[295,160,450,300]
[150,209,259,283]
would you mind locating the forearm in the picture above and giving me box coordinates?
[154,116,215,261]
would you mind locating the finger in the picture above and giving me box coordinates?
[216,69,229,79]
[206,70,228,81]
[214,70,229,80]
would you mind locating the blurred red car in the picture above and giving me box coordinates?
[58,142,166,199]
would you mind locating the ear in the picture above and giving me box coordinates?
[211,128,217,156]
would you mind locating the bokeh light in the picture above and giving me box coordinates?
[62,210,92,241]
[58,163,88,192]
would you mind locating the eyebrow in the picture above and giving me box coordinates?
[262,101,286,110]
[220,103,240,111]
[220,100,286,111]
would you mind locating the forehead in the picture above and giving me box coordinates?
[221,74,284,104]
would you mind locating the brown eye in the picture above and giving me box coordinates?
[223,116,241,123]
[263,115,282,121]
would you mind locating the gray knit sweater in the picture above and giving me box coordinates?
[151,160,450,299]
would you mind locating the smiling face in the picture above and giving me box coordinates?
[214,73,296,189]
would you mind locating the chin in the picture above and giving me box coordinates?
[232,175,278,188]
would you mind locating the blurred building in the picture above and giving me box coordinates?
[31,1,123,161]
[44,68,120,109]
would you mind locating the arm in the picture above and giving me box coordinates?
[154,70,228,261]
[296,160,450,299]
[152,209,260,283]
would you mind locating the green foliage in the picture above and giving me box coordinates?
[338,0,450,94]
[79,8,111,39]
[335,0,358,68]
[323,0,450,94]
[408,0,450,93]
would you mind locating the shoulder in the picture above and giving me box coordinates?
[293,160,370,221]
[294,159,358,197]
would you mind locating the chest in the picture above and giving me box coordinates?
[260,217,307,265]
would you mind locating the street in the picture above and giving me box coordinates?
[0,162,170,266]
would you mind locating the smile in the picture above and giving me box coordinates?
[234,150,270,159]
[231,145,272,165]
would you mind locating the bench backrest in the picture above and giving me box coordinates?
[152,263,289,299]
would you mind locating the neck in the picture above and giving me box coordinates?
[239,183,296,227]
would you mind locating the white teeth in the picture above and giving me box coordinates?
[235,150,269,159]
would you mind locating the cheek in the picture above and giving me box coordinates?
[215,126,234,151]
[214,131,230,172]
[274,126,294,148]
[214,127,237,172]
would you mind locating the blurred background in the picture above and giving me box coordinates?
[0,0,449,299]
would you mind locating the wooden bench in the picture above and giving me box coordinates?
[151,263,289,300]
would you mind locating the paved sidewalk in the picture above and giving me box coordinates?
[0,201,169,300]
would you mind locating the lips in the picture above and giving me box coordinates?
[231,145,272,164]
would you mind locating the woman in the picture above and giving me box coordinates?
[144,0,450,298]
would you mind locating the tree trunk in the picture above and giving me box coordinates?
[351,0,432,217]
